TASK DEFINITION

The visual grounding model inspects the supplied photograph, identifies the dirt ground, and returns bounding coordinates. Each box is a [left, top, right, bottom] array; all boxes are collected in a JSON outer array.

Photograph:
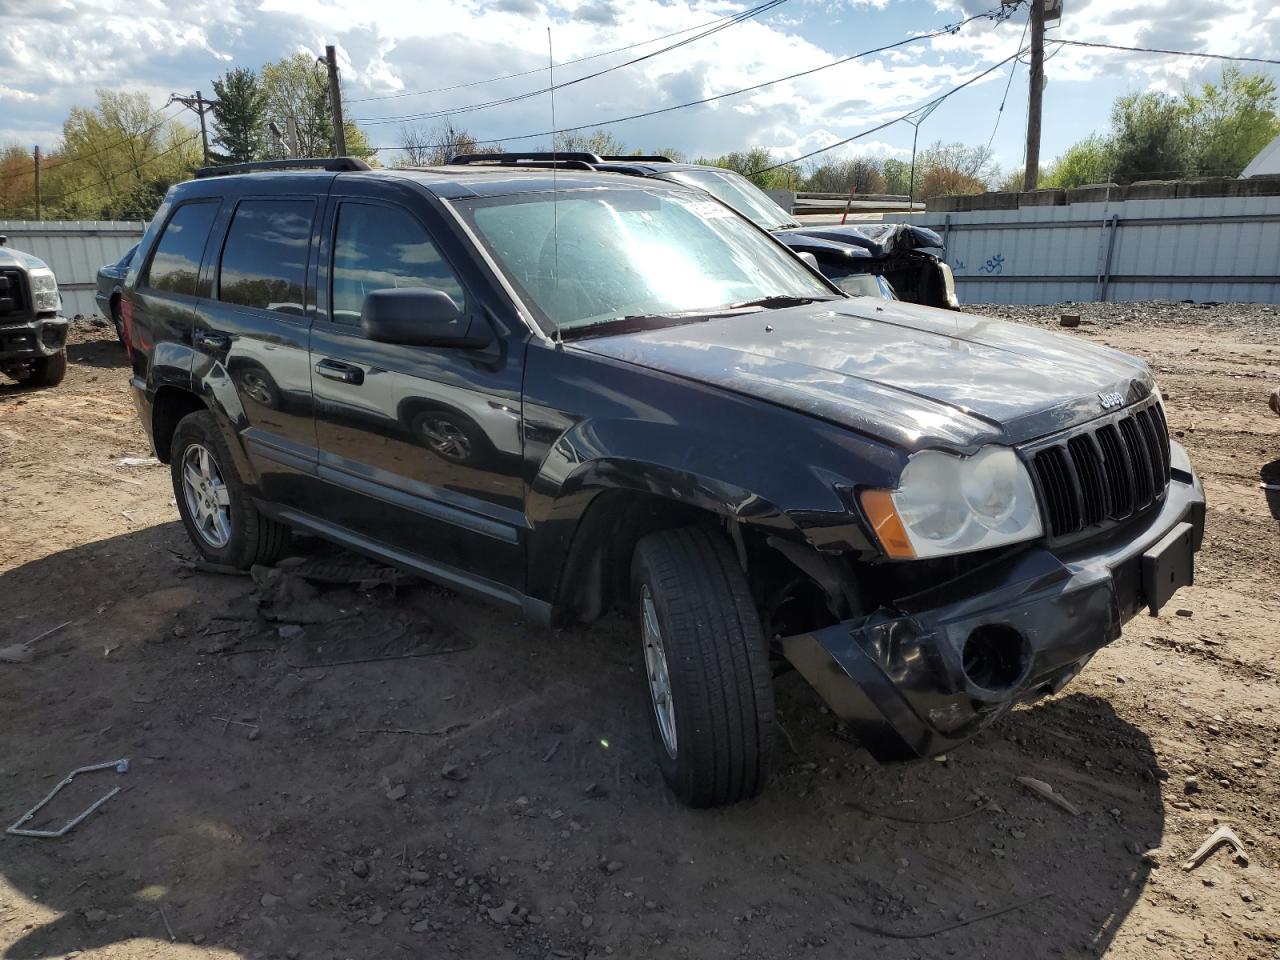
[[1, 303, 1278, 960]]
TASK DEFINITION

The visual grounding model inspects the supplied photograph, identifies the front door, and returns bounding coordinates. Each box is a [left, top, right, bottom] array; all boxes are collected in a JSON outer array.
[[307, 196, 528, 594]]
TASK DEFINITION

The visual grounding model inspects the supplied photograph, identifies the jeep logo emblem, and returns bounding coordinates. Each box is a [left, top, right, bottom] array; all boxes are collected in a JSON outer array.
[[1099, 391, 1125, 410]]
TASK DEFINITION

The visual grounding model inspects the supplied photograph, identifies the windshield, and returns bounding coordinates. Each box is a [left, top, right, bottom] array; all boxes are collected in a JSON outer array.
[[457, 186, 833, 334], [666, 169, 800, 231]]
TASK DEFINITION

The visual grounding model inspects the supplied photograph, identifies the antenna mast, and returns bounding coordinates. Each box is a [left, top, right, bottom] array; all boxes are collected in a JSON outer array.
[[548, 27, 562, 346]]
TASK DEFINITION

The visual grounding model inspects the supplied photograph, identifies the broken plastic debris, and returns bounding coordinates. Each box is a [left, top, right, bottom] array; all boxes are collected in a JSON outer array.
[[1183, 825, 1249, 871], [1015, 776, 1082, 816], [114, 456, 160, 467]]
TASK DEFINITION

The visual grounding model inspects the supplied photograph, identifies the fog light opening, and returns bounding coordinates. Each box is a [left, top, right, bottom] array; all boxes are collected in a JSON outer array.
[[961, 624, 1029, 694]]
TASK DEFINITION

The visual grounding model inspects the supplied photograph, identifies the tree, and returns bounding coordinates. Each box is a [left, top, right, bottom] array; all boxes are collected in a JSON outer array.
[[1107, 91, 1191, 183], [396, 120, 494, 166], [1042, 135, 1113, 188], [1184, 67, 1280, 177], [696, 147, 797, 189], [552, 128, 629, 156], [882, 158, 911, 196], [800, 156, 887, 194], [0, 145, 40, 218], [260, 53, 374, 160], [54, 91, 199, 217], [210, 68, 268, 163], [913, 141, 996, 197]]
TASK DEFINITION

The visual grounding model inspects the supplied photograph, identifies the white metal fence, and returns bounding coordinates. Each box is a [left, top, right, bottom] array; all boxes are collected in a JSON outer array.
[[905, 195, 1280, 305], [0, 220, 146, 318]]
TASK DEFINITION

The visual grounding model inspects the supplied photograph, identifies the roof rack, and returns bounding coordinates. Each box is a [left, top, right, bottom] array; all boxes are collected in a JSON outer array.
[[194, 157, 372, 179], [599, 155, 675, 163], [448, 152, 602, 171]]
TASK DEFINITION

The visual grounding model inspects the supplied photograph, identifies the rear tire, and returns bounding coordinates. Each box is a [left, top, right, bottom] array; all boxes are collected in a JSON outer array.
[[631, 526, 774, 807], [170, 410, 289, 568], [110, 296, 125, 347], [29, 351, 67, 388]]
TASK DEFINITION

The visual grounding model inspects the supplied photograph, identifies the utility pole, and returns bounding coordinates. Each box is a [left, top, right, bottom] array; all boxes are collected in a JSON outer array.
[[170, 92, 215, 165], [324, 45, 347, 157], [196, 91, 210, 166], [1023, 0, 1046, 191], [33, 146, 41, 220]]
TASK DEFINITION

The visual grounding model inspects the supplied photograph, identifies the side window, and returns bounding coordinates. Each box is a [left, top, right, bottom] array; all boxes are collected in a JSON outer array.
[[330, 202, 466, 325], [143, 202, 219, 296], [218, 199, 316, 314]]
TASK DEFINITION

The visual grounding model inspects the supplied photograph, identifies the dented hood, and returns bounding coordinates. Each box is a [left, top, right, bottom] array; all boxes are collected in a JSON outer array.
[[574, 299, 1154, 452]]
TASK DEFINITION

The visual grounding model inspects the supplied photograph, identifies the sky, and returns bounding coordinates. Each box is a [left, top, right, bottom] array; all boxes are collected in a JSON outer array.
[[1, 0, 1278, 176]]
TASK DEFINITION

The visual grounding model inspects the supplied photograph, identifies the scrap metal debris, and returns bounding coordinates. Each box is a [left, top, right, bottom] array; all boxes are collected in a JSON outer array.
[[1183, 825, 1249, 871], [7, 759, 129, 838], [1016, 776, 1082, 816], [0, 620, 71, 665]]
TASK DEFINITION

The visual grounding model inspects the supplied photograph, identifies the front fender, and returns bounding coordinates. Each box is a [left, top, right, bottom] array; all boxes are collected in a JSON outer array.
[[523, 415, 888, 603]]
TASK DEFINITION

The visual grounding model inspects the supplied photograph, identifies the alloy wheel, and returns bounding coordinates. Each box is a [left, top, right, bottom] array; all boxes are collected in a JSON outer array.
[[181, 443, 232, 548], [640, 584, 678, 759]]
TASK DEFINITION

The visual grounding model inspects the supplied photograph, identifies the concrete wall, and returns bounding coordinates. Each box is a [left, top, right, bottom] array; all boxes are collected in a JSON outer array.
[[0, 220, 146, 317], [905, 195, 1280, 305]]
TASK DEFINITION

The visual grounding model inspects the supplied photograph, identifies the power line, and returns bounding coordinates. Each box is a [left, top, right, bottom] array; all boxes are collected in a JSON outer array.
[[48, 132, 201, 204], [352, 0, 793, 125], [973, 14, 1028, 176], [364, 3, 1021, 153], [750, 50, 1024, 174], [0, 104, 187, 185], [1055, 39, 1280, 66], [346, 10, 761, 105]]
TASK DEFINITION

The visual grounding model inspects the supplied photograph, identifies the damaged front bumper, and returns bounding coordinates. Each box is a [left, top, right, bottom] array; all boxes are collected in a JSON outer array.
[[0, 316, 69, 364], [783, 443, 1205, 761]]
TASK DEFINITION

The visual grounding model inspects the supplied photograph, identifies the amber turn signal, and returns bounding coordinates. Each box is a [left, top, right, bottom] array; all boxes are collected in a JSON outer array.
[[859, 489, 916, 560]]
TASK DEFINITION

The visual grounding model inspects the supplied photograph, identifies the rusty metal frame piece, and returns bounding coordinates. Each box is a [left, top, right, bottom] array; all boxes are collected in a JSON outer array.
[[6, 759, 129, 838]]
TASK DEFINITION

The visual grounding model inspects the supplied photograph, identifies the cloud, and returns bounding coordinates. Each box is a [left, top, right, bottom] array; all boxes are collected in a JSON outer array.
[[0, 0, 1275, 172]]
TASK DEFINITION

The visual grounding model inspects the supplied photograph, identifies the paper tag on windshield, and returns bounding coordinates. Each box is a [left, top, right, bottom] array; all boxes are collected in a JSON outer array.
[[687, 200, 733, 219]]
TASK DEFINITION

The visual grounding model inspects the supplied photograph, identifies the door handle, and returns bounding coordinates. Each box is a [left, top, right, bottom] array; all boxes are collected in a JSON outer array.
[[195, 330, 230, 351], [315, 358, 365, 385]]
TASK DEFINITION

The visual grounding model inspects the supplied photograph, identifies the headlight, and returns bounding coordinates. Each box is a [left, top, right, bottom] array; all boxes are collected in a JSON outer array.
[[860, 447, 1043, 559], [28, 268, 60, 313]]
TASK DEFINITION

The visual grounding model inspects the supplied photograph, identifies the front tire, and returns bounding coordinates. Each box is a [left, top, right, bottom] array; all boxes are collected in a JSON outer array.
[[28, 351, 67, 388], [631, 526, 774, 807], [170, 411, 289, 568]]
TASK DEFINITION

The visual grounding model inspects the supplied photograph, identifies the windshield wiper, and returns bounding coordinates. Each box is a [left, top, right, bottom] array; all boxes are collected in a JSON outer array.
[[559, 312, 718, 341], [727, 295, 836, 309], [559, 298, 830, 341]]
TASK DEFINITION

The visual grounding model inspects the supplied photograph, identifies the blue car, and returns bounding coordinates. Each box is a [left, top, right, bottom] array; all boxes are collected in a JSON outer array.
[[95, 243, 138, 346]]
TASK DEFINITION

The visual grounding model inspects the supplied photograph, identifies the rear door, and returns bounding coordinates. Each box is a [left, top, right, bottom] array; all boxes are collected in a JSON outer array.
[[307, 190, 528, 594], [197, 190, 321, 505], [131, 198, 222, 384]]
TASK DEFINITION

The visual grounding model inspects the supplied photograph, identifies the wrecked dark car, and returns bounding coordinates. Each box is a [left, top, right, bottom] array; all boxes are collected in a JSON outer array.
[[450, 153, 958, 308], [0, 235, 68, 389], [124, 158, 1204, 808]]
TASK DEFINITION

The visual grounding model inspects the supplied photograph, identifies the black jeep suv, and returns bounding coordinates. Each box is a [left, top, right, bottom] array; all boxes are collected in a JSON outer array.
[[124, 157, 1205, 808]]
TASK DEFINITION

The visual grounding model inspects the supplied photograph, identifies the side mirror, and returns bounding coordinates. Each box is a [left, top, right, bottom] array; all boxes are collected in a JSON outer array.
[[0, 235, 7, 246], [797, 251, 819, 271], [361, 288, 488, 348]]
